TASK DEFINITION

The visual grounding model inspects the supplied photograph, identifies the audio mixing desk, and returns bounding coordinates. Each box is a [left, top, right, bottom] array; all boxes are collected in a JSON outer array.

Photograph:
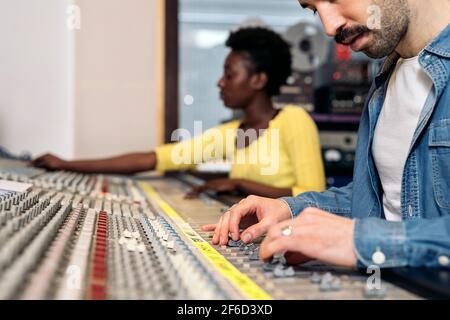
[[0, 158, 440, 300]]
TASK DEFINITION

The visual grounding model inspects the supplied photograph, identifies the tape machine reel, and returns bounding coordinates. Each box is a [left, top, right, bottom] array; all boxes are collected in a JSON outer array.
[[285, 22, 330, 73]]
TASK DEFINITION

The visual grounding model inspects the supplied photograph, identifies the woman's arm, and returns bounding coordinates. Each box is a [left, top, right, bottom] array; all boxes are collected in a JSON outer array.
[[235, 179, 292, 198], [186, 178, 292, 199], [33, 121, 239, 175], [32, 152, 157, 174]]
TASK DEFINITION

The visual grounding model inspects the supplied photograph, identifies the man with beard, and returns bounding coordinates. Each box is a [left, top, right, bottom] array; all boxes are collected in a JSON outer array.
[[203, 0, 450, 269]]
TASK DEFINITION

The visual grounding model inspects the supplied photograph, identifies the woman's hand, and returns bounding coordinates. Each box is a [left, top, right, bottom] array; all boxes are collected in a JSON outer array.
[[32, 154, 67, 171], [185, 179, 240, 198]]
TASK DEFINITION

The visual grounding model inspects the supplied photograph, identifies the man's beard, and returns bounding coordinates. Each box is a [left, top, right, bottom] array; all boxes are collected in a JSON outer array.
[[334, 0, 410, 59]]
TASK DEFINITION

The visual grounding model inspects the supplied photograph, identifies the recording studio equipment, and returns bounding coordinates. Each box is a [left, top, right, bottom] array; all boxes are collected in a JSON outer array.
[[275, 22, 331, 111], [285, 22, 329, 73], [274, 21, 378, 187], [0, 158, 438, 300], [273, 72, 315, 112], [0, 145, 32, 162], [312, 43, 378, 115], [326, 44, 378, 115], [276, 21, 378, 116], [311, 114, 360, 187]]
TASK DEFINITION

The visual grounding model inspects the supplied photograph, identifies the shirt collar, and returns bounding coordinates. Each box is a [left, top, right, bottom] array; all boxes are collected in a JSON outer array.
[[375, 22, 450, 79], [424, 22, 450, 58]]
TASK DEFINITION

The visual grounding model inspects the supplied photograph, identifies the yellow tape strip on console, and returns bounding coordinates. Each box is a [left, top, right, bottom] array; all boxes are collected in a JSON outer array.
[[139, 182, 272, 300]]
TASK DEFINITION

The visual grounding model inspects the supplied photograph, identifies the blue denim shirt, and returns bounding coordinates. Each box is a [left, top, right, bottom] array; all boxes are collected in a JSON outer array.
[[282, 24, 450, 269]]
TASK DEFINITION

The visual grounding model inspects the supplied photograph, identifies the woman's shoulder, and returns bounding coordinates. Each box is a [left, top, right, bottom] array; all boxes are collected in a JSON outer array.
[[273, 105, 319, 144], [214, 119, 240, 131], [201, 120, 240, 137], [276, 105, 314, 125]]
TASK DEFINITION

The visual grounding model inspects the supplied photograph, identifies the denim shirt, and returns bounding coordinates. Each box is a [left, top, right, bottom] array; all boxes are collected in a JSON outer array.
[[282, 23, 450, 269]]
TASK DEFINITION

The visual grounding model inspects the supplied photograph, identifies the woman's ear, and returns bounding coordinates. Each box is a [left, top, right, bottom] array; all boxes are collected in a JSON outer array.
[[250, 72, 269, 91]]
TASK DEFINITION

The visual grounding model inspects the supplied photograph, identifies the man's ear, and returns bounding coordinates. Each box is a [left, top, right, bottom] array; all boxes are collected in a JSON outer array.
[[250, 72, 269, 91]]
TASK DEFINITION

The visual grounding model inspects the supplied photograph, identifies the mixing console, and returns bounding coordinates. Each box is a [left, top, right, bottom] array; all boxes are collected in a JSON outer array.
[[0, 159, 420, 300]]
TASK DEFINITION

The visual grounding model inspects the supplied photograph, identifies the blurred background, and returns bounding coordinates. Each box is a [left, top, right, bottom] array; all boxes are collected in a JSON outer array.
[[0, 0, 380, 187]]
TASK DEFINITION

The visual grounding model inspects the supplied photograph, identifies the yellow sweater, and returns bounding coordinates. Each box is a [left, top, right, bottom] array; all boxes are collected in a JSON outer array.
[[155, 106, 325, 196]]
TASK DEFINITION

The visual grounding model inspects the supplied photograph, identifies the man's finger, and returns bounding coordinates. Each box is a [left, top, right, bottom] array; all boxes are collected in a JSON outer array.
[[212, 216, 223, 245], [228, 197, 259, 240], [219, 212, 231, 245], [265, 219, 297, 242], [240, 218, 273, 244], [259, 237, 295, 262], [228, 207, 244, 241], [201, 224, 216, 232]]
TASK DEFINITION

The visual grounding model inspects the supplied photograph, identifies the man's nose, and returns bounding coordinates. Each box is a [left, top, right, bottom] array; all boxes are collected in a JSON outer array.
[[317, 3, 346, 37]]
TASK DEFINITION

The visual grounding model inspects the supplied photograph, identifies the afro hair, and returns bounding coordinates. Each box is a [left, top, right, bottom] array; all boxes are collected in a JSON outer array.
[[225, 27, 292, 96]]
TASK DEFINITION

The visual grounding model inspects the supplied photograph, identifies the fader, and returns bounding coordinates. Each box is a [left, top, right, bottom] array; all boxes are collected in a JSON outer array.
[[0, 161, 421, 300]]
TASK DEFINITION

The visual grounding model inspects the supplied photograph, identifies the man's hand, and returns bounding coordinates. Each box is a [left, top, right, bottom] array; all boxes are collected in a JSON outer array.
[[32, 154, 67, 171], [185, 179, 239, 198], [201, 195, 292, 246], [259, 208, 357, 268]]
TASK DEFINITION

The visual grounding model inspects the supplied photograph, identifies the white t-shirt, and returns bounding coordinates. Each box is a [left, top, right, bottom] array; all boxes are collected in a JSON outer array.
[[372, 56, 433, 221]]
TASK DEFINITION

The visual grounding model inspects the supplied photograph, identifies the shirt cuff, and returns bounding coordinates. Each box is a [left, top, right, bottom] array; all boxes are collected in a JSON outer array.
[[279, 198, 295, 219], [279, 196, 309, 217], [154, 144, 173, 173], [353, 218, 408, 268]]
